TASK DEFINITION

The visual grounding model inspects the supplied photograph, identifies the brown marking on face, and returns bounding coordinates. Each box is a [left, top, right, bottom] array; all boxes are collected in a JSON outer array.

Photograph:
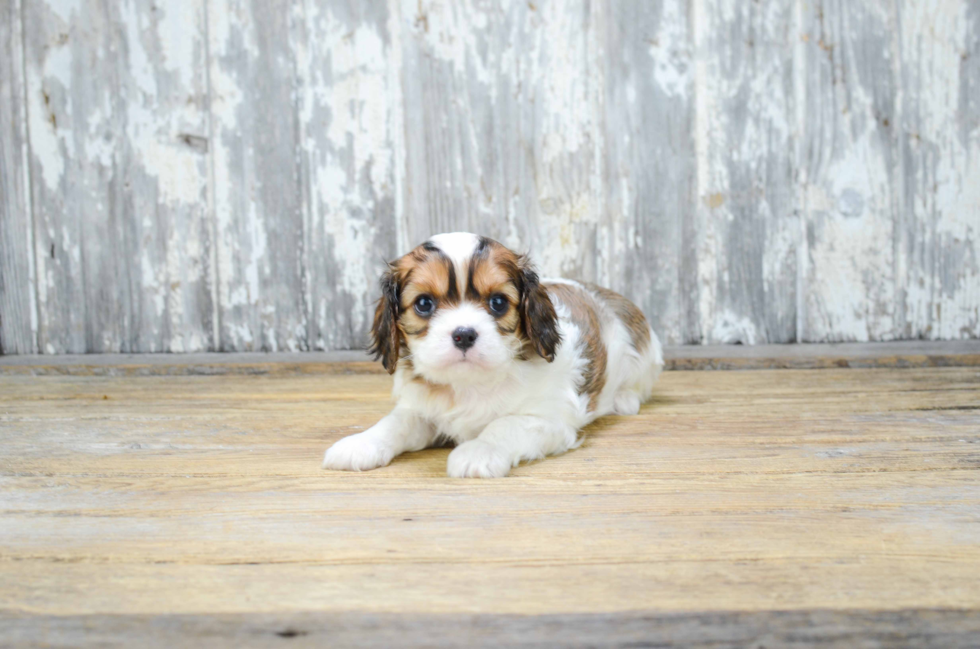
[[393, 243, 463, 341], [585, 283, 651, 353], [370, 243, 463, 373], [466, 238, 522, 335], [545, 282, 607, 411], [372, 236, 561, 373], [468, 239, 559, 360]]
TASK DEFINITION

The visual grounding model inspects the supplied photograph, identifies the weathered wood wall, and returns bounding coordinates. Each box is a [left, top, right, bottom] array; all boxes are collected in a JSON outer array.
[[1, 0, 977, 354]]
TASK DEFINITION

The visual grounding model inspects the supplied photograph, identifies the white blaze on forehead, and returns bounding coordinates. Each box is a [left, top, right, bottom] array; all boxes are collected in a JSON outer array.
[[426, 232, 481, 268]]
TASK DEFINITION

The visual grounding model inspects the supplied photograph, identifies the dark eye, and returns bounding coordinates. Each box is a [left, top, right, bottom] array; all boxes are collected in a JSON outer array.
[[414, 295, 435, 316], [488, 294, 508, 315]]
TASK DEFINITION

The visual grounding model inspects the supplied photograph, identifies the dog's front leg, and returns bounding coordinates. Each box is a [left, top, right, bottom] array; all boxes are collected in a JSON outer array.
[[323, 409, 434, 472], [446, 415, 577, 478]]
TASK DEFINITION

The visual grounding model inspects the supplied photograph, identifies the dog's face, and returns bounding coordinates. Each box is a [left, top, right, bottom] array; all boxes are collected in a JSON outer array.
[[369, 233, 560, 383]]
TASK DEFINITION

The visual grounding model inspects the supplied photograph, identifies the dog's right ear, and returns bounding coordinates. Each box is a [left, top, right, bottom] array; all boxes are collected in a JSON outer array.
[[368, 267, 401, 374]]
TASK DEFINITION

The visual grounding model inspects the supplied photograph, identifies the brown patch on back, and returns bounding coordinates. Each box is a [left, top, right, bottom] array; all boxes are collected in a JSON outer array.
[[585, 283, 651, 353], [545, 282, 607, 411]]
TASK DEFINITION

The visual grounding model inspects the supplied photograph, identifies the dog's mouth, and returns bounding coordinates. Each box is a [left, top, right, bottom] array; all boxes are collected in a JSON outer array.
[[451, 350, 476, 365], [443, 348, 492, 370]]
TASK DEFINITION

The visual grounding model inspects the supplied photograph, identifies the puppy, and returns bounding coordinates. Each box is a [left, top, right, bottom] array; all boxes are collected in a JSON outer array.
[[323, 232, 663, 478]]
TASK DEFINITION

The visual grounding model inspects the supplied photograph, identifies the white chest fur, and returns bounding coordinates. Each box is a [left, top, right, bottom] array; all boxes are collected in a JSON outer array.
[[392, 342, 590, 444]]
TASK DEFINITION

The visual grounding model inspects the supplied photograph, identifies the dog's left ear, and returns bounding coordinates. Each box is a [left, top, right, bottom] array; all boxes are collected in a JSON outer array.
[[368, 267, 401, 374], [518, 257, 560, 362]]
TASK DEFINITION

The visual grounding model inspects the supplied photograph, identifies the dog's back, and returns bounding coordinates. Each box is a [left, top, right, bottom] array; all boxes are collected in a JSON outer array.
[[544, 279, 664, 420]]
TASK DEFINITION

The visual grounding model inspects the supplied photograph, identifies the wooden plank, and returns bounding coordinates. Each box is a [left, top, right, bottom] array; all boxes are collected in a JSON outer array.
[[601, 0, 698, 345], [0, 340, 978, 375], [293, 0, 399, 350], [0, 339, 974, 374], [0, 0, 37, 355], [0, 367, 977, 626], [895, 1, 980, 340], [693, 0, 799, 344], [22, 0, 214, 354], [663, 338, 980, 369], [207, 0, 307, 352], [397, 0, 600, 280], [798, 1, 900, 342], [3, 609, 979, 648]]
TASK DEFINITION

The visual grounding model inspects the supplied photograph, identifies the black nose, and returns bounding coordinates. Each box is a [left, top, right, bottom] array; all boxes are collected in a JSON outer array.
[[452, 327, 478, 351]]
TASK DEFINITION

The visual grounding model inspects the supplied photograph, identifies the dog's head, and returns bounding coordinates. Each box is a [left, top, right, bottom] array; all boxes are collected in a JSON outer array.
[[368, 233, 560, 383]]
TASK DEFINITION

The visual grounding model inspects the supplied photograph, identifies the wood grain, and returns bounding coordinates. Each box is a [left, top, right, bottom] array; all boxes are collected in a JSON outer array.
[[602, 0, 699, 345], [294, 0, 400, 351], [895, 1, 980, 340], [799, 0, 900, 342], [2, 340, 978, 376], [3, 609, 980, 648], [23, 0, 215, 354], [208, 0, 307, 352], [398, 0, 600, 282], [0, 0, 37, 355], [1, 366, 978, 644], [3, 0, 979, 355], [694, 0, 799, 344]]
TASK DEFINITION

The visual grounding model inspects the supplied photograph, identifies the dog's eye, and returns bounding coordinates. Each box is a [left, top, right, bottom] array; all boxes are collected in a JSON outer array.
[[414, 295, 435, 316], [488, 294, 508, 315]]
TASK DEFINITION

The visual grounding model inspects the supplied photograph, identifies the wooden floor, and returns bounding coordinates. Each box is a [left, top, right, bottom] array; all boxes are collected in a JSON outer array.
[[2, 348, 980, 646]]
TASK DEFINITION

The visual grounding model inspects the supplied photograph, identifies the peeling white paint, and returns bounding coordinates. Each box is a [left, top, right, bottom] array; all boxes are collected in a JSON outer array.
[[5, 0, 978, 355], [27, 34, 73, 192], [711, 310, 758, 345], [803, 1, 898, 343], [649, 0, 691, 100], [295, 3, 396, 349], [898, 0, 980, 340]]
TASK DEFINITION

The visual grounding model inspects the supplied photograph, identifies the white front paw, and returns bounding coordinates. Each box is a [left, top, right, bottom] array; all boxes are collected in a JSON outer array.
[[322, 433, 393, 472], [446, 440, 512, 479]]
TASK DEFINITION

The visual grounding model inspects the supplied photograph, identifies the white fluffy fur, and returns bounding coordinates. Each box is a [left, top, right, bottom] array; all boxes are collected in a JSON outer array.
[[323, 233, 664, 478]]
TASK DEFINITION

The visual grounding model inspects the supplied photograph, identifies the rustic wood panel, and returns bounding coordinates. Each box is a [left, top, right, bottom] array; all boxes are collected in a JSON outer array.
[[3, 0, 979, 355], [694, 0, 799, 344], [0, 366, 978, 642], [22, 0, 214, 354], [601, 0, 699, 345], [397, 0, 600, 281], [1, 340, 978, 375], [294, 0, 400, 351], [798, 0, 901, 342], [895, 0, 980, 340], [208, 0, 307, 352], [0, 0, 37, 355], [3, 609, 979, 648]]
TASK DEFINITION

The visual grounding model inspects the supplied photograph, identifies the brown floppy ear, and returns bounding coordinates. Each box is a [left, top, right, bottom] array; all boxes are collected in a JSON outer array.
[[518, 258, 561, 362], [368, 268, 401, 374]]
